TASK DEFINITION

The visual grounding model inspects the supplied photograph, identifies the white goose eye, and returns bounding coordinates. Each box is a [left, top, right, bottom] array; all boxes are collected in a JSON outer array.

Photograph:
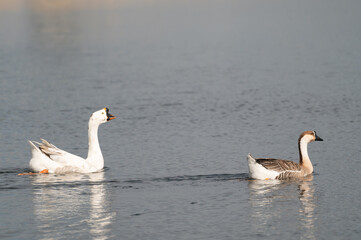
[[102, 112, 104, 114]]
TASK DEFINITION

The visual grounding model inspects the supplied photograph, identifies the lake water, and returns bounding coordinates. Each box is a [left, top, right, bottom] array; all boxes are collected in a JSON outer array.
[[1, 0, 361, 239]]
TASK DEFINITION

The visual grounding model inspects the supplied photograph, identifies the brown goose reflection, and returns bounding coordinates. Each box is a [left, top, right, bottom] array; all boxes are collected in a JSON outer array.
[[31, 172, 115, 240], [298, 176, 316, 240], [248, 176, 316, 240]]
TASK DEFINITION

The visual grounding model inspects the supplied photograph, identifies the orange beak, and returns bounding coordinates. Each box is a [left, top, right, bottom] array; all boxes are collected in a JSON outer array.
[[107, 114, 116, 121], [105, 108, 116, 121]]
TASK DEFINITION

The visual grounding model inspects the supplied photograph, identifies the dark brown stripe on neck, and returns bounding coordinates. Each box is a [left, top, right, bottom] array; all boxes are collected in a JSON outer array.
[[298, 140, 303, 165]]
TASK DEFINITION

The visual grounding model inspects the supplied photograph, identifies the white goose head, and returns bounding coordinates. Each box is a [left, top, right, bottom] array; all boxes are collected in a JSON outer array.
[[298, 131, 323, 143], [90, 107, 116, 125]]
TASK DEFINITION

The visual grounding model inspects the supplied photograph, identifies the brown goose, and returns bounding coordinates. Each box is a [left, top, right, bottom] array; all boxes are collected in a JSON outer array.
[[247, 131, 323, 180]]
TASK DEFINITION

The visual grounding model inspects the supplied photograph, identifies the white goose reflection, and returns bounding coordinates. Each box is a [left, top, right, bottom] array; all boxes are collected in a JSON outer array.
[[31, 172, 115, 240], [87, 173, 116, 240], [248, 176, 316, 240]]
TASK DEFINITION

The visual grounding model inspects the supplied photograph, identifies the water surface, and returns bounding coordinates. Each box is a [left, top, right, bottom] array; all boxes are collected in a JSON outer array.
[[1, 0, 361, 239]]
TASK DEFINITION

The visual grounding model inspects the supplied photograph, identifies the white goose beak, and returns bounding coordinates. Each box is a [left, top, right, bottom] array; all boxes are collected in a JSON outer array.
[[105, 108, 116, 121]]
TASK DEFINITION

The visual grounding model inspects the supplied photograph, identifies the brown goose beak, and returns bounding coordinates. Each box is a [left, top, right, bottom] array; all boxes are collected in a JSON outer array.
[[315, 133, 323, 141]]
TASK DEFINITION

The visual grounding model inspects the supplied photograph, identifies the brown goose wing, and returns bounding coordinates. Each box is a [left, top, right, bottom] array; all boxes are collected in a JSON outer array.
[[255, 158, 301, 172]]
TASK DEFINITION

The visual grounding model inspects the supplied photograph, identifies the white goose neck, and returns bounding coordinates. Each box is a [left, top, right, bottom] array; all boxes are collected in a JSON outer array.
[[87, 119, 104, 170]]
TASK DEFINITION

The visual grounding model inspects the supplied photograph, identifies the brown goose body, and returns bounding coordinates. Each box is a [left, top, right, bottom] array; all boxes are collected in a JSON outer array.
[[247, 131, 323, 180]]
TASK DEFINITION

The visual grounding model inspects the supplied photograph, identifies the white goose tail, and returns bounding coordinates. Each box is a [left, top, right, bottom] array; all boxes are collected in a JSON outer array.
[[28, 140, 42, 155], [28, 140, 61, 173]]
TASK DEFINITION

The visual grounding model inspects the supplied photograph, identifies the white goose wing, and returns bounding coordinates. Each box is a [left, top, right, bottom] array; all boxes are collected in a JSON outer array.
[[36, 139, 85, 166]]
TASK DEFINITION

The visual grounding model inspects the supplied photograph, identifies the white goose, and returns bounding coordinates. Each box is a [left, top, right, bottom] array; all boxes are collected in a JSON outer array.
[[24, 108, 116, 174], [247, 131, 323, 180]]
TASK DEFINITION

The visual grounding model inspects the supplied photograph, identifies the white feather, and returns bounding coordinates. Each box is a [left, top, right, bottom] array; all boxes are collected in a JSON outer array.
[[247, 154, 279, 180]]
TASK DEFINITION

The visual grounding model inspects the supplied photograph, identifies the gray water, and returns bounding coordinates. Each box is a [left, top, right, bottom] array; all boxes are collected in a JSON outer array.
[[1, 0, 361, 239]]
